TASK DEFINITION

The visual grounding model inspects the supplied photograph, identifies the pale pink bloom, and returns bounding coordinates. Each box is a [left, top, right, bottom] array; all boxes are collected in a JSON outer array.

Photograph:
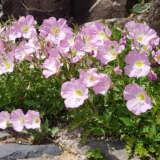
[[148, 70, 157, 81], [79, 68, 100, 87], [96, 40, 122, 65], [25, 110, 41, 129], [93, 73, 111, 95], [0, 111, 10, 129], [154, 49, 160, 64], [124, 50, 150, 77], [9, 15, 37, 41], [69, 36, 86, 63], [42, 49, 60, 78], [61, 79, 88, 108], [0, 52, 14, 75], [124, 84, 153, 115], [0, 40, 5, 53], [10, 109, 25, 132], [125, 21, 159, 47], [114, 66, 122, 75], [39, 17, 73, 45], [14, 41, 35, 62]]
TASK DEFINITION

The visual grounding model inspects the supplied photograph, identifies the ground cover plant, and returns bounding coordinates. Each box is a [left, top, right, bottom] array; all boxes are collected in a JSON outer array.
[[0, 15, 160, 159]]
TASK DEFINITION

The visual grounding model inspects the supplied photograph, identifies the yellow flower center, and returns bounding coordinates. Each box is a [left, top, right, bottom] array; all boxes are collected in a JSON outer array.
[[158, 55, 160, 62], [75, 89, 83, 97], [84, 35, 90, 42], [137, 35, 144, 42], [89, 75, 95, 81], [20, 118, 24, 124], [35, 119, 39, 124], [5, 62, 11, 69], [51, 27, 59, 35], [99, 32, 105, 38], [21, 25, 29, 32], [143, 46, 149, 52], [137, 93, 145, 102], [135, 61, 144, 68], [111, 51, 117, 58], [70, 48, 77, 56]]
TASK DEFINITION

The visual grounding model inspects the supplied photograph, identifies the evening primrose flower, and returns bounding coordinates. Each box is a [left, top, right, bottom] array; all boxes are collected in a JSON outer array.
[[0, 52, 14, 75], [0, 111, 10, 129], [125, 21, 159, 47], [154, 49, 160, 64], [124, 51, 150, 77], [96, 40, 122, 65], [93, 73, 111, 95], [114, 66, 122, 75], [9, 15, 37, 41], [10, 109, 25, 132], [124, 84, 153, 115], [39, 17, 73, 45], [79, 68, 100, 87], [61, 79, 88, 108], [42, 55, 60, 78], [25, 110, 41, 129]]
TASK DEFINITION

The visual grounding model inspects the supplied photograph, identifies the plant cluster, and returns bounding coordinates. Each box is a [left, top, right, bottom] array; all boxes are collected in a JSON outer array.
[[0, 15, 160, 158]]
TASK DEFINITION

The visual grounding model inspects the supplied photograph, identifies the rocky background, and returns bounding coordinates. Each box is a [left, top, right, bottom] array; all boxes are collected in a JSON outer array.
[[0, 0, 159, 33], [0, 0, 158, 30]]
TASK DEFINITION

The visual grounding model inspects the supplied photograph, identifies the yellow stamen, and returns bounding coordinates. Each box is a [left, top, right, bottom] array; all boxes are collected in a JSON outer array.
[[51, 27, 59, 35], [111, 51, 117, 58], [99, 32, 105, 39], [70, 48, 77, 56], [137, 93, 145, 101], [20, 118, 24, 124], [158, 55, 160, 62], [137, 35, 144, 42], [35, 119, 39, 124], [5, 62, 11, 69], [89, 75, 95, 81], [143, 46, 149, 52], [135, 61, 144, 68], [84, 35, 90, 42], [75, 89, 83, 97], [21, 25, 29, 32]]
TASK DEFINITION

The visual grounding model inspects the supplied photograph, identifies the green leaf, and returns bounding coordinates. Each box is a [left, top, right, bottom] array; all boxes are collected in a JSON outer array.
[[132, 3, 151, 13], [119, 117, 133, 126], [51, 127, 59, 137]]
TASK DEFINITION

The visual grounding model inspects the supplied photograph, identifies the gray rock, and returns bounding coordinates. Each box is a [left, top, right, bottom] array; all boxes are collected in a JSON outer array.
[[86, 140, 139, 160], [2, 0, 71, 24], [71, 0, 127, 24], [0, 131, 11, 139], [148, 0, 160, 34], [0, 143, 61, 160]]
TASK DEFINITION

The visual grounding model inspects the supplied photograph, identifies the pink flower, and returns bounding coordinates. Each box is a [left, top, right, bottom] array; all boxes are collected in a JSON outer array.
[[14, 41, 35, 62], [124, 50, 150, 77], [124, 84, 153, 115], [68, 36, 86, 63], [96, 40, 122, 65], [9, 15, 37, 41], [79, 68, 100, 87], [154, 49, 160, 64], [93, 73, 111, 95], [0, 52, 14, 75], [61, 79, 88, 108], [25, 110, 41, 129], [114, 66, 122, 75], [125, 21, 159, 47], [42, 49, 60, 78], [10, 109, 25, 132], [148, 70, 157, 81], [39, 17, 73, 45], [0, 111, 10, 129]]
